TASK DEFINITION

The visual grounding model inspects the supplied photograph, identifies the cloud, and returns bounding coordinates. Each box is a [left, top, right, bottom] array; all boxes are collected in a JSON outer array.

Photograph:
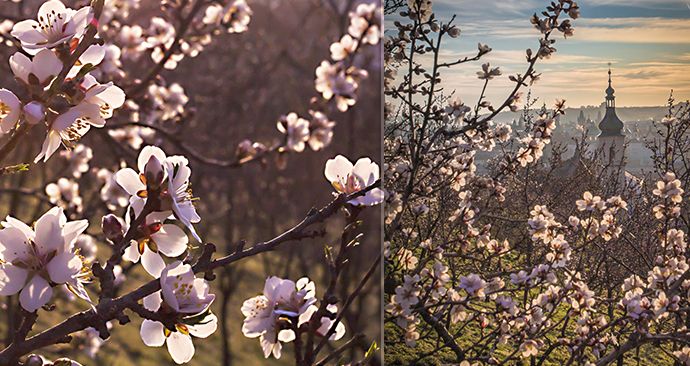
[[432, 0, 540, 17], [580, 0, 685, 9], [411, 56, 690, 107], [623, 70, 663, 79], [454, 17, 690, 44], [574, 17, 690, 43]]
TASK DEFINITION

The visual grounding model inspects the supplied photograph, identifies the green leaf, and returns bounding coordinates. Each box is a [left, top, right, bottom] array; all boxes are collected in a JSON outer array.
[[364, 340, 379, 360], [0, 163, 29, 175], [75, 63, 95, 79]]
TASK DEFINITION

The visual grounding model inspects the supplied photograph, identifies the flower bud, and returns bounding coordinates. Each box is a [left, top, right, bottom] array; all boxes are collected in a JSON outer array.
[[102, 214, 124, 242], [144, 155, 165, 191], [235, 139, 256, 160], [448, 26, 461, 38], [24, 355, 45, 366], [23, 101, 45, 125]]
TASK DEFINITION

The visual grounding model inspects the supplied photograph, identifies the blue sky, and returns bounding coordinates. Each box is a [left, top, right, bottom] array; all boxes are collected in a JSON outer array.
[[393, 0, 690, 107]]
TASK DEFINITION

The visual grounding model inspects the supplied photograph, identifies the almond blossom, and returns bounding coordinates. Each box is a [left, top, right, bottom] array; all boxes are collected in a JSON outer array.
[[115, 146, 202, 242], [315, 61, 367, 112], [324, 155, 383, 206], [203, 0, 252, 33], [277, 112, 310, 152], [315, 304, 346, 341], [59, 143, 93, 179], [0, 207, 89, 312], [330, 35, 358, 61], [407, 0, 432, 23], [307, 110, 335, 151], [10, 0, 92, 52], [34, 74, 125, 163], [241, 276, 316, 359], [348, 3, 381, 45], [0, 88, 21, 133], [139, 261, 217, 364]]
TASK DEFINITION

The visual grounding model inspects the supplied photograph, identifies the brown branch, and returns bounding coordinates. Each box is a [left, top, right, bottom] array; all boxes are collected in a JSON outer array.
[[0, 182, 380, 364], [105, 121, 279, 169]]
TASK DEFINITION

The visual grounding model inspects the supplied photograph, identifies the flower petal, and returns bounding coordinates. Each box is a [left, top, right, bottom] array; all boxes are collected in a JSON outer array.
[[140, 320, 165, 347], [96, 84, 126, 110], [35, 129, 62, 163], [61, 219, 89, 251], [0, 227, 30, 262], [79, 44, 105, 66], [0, 265, 28, 296], [122, 241, 141, 263], [143, 291, 162, 311], [2, 216, 34, 239], [0, 89, 21, 133], [324, 155, 353, 184], [349, 188, 384, 206], [37, 0, 67, 19], [10, 20, 44, 44], [138, 146, 167, 173], [187, 313, 217, 339], [31, 49, 63, 84], [151, 224, 188, 257], [166, 331, 195, 364], [19, 275, 53, 312], [47, 252, 82, 284], [10, 51, 31, 84], [114, 168, 145, 196], [352, 157, 379, 185], [140, 248, 165, 278], [34, 207, 64, 255], [278, 329, 295, 343]]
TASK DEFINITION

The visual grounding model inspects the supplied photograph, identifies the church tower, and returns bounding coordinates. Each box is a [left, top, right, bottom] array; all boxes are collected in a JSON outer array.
[[597, 65, 626, 174]]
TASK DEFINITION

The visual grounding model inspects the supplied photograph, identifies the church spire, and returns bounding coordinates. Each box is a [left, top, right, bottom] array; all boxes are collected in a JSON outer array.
[[605, 62, 615, 107], [608, 63, 612, 88], [598, 64, 624, 137]]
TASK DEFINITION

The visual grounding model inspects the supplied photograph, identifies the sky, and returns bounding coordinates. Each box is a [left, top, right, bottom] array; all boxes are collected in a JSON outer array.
[[393, 0, 690, 108]]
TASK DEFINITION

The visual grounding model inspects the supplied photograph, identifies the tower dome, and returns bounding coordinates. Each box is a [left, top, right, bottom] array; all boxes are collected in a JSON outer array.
[[599, 65, 624, 137]]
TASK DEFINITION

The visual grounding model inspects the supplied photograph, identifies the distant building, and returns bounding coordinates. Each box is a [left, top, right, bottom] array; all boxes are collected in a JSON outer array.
[[553, 66, 650, 188], [597, 66, 626, 177]]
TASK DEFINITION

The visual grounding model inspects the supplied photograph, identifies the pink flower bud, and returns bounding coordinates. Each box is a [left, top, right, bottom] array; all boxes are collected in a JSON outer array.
[[144, 155, 164, 191], [23, 101, 45, 125], [102, 214, 124, 242]]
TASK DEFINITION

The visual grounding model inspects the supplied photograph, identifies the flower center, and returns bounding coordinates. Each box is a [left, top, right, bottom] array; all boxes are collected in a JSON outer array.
[[34, 10, 69, 42], [13, 240, 56, 272], [332, 173, 364, 195], [0, 102, 12, 120], [60, 118, 92, 146]]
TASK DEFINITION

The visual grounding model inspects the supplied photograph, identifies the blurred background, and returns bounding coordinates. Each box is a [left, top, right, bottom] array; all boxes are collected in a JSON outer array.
[[0, 0, 382, 365]]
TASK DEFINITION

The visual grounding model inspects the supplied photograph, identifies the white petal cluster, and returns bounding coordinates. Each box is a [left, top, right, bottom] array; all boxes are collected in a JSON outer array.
[[325, 155, 383, 206], [140, 261, 217, 364], [114, 146, 200, 276], [0, 207, 89, 312], [242, 276, 344, 359]]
